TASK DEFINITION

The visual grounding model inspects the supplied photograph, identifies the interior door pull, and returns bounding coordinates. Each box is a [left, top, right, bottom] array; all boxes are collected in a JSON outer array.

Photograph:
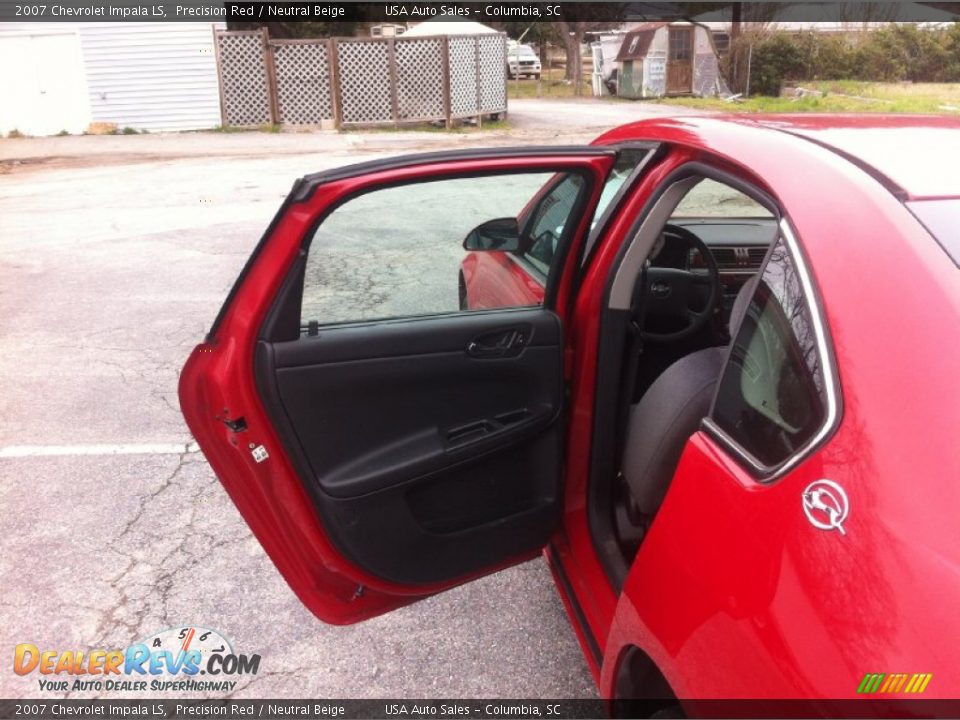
[[467, 328, 528, 358]]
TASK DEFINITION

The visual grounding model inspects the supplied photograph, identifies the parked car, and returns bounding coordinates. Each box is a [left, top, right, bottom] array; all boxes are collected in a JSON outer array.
[[180, 115, 960, 714], [507, 44, 542, 79]]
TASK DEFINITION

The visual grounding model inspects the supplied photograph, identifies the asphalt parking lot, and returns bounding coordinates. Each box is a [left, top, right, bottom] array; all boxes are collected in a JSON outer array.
[[0, 99, 699, 700]]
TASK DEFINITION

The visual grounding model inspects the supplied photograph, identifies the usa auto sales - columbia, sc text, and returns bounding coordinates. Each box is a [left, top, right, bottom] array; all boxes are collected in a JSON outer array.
[[386, 5, 561, 18]]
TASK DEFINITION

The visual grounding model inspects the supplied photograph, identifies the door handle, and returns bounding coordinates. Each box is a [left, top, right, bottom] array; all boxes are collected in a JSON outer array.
[[466, 328, 528, 358]]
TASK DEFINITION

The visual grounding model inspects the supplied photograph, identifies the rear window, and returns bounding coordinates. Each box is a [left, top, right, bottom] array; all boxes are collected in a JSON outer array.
[[711, 236, 828, 468], [908, 199, 960, 267]]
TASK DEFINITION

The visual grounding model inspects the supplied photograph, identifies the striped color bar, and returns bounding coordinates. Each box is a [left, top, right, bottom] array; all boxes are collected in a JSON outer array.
[[857, 673, 933, 694]]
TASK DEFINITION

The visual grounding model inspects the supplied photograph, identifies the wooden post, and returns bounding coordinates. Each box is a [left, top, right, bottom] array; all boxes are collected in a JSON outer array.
[[387, 37, 400, 126], [441, 36, 452, 129], [328, 38, 343, 130], [474, 37, 482, 128], [503, 35, 509, 120], [261, 27, 280, 125], [211, 28, 227, 127]]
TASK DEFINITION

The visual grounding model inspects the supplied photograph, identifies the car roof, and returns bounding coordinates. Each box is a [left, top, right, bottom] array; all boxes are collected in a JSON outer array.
[[733, 114, 960, 200], [600, 114, 960, 201]]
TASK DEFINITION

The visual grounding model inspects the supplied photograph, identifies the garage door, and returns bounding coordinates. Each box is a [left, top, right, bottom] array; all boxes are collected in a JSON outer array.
[[0, 31, 91, 136]]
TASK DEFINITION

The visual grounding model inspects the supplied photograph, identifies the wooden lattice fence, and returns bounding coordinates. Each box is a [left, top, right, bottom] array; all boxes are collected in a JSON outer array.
[[214, 30, 508, 129], [273, 40, 334, 124]]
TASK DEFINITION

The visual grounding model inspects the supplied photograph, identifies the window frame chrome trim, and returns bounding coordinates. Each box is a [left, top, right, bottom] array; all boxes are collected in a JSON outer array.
[[702, 217, 843, 482]]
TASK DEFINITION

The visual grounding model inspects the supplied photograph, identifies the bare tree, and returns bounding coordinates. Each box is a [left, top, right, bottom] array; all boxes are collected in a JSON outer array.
[[549, 3, 625, 96], [225, 20, 358, 38]]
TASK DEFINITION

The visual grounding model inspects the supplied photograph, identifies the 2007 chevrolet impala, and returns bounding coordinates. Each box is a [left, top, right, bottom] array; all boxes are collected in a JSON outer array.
[[180, 115, 960, 715]]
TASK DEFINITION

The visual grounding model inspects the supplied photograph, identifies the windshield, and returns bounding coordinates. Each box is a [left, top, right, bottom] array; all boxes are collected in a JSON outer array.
[[908, 199, 960, 267], [673, 178, 772, 218], [512, 47, 537, 58]]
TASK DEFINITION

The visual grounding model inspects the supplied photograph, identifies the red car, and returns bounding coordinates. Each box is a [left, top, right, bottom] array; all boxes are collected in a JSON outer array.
[[180, 115, 960, 713]]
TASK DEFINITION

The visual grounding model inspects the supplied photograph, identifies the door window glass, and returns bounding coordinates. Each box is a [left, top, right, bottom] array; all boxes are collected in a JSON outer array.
[[520, 174, 584, 276], [301, 172, 587, 326], [591, 148, 650, 226], [669, 28, 692, 61]]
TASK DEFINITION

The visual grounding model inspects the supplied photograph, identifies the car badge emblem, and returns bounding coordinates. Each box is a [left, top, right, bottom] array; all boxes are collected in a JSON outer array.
[[802, 479, 849, 535], [650, 281, 671, 298]]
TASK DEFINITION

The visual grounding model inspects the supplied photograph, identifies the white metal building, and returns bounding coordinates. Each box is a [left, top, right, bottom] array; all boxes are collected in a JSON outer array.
[[0, 22, 223, 136]]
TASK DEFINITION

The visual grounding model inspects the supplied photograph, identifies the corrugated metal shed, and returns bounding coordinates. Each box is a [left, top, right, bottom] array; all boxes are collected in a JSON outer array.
[[79, 22, 223, 132], [0, 21, 223, 135]]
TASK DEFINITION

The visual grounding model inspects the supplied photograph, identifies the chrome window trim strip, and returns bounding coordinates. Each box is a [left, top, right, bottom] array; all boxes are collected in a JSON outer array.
[[505, 251, 547, 284], [702, 217, 843, 482]]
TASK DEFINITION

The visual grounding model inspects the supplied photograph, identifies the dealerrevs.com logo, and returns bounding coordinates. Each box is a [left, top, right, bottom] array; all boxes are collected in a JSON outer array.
[[13, 626, 260, 693]]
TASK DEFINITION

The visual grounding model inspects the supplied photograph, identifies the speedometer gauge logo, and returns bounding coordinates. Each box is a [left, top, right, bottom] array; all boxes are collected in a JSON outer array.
[[137, 627, 234, 673]]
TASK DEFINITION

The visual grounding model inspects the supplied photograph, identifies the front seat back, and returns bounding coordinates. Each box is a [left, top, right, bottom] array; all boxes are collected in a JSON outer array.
[[621, 277, 757, 516]]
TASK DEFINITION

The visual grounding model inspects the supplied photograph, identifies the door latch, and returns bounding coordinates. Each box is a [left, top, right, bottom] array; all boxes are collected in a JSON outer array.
[[221, 415, 247, 433]]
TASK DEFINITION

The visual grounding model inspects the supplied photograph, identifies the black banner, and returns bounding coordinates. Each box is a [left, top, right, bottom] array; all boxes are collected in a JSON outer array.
[[1, 700, 604, 719], [0, 1, 957, 23], [6, 699, 960, 719]]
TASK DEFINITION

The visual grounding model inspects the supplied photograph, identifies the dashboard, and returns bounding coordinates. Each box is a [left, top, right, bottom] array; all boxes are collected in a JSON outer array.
[[659, 217, 778, 322]]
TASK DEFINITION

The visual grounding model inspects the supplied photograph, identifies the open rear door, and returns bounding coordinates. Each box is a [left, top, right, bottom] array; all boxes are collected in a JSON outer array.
[[179, 148, 616, 624]]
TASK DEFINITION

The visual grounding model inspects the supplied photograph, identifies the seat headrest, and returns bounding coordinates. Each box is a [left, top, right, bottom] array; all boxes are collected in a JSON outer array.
[[729, 275, 759, 336]]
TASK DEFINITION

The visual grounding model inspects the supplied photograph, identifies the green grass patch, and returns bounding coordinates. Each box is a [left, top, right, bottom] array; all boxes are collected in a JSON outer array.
[[656, 81, 960, 114], [800, 80, 960, 111]]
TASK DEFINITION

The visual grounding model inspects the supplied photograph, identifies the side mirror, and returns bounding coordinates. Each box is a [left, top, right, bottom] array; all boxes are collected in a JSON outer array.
[[463, 217, 521, 252]]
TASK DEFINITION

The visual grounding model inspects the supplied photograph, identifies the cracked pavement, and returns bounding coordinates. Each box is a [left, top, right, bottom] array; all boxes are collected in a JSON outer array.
[[0, 99, 691, 700]]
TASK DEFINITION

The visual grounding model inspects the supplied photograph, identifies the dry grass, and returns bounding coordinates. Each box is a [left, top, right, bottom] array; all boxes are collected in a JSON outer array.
[[506, 67, 595, 99]]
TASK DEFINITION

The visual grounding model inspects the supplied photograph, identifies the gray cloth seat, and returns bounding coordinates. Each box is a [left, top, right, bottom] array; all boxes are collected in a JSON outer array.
[[621, 277, 757, 516]]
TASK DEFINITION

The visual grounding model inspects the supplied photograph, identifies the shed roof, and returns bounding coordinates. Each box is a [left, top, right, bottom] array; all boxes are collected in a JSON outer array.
[[616, 25, 664, 61], [403, 20, 499, 37]]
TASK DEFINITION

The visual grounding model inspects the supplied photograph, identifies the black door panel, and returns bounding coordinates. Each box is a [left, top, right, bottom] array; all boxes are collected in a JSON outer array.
[[255, 308, 564, 585]]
